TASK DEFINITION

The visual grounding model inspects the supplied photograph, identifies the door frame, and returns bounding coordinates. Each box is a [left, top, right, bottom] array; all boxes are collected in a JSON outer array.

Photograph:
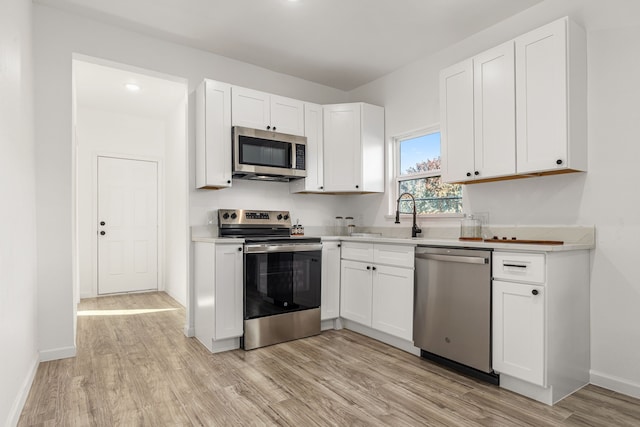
[[92, 152, 164, 297]]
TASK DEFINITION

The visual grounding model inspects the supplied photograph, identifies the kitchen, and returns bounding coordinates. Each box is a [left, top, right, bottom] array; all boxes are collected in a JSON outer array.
[[3, 0, 640, 425]]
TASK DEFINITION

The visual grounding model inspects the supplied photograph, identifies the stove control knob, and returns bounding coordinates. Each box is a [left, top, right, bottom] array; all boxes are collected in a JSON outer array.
[[230, 213, 237, 219], [283, 214, 289, 220], [222, 213, 230, 220], [277, 214, 283, 220]]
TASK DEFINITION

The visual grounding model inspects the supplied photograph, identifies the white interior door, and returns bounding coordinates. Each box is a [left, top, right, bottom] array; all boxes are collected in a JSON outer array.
[[98, 156, 158, 295]]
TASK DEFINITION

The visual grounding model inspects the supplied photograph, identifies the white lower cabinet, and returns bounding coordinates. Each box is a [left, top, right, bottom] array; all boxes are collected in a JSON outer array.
[[340, 242, 415, 341], [372, 264, 414, 341], [321, 241, 341, 320], [492, 280, 545, 386], [194, 242, 243, 352], [492, 250, 590, 405], [340, 260, 373, 325]]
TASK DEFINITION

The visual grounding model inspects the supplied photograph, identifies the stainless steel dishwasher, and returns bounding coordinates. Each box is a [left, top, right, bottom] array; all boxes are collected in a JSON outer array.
[[414, 246, 498, 383]]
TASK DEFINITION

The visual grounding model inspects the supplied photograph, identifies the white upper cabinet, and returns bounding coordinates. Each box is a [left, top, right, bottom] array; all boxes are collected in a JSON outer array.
[[290, 103, 324, 193], [323, 103, 384, 193], [195, 79, 232, 189], [474, 42, 516, 180], [440, 17, 586, 184], [441, 59, 475, 183], [231, 86, 304, 136], [270, 94, 306, 136], [516, 18, 587, 174], [441, 42, 516, 183]]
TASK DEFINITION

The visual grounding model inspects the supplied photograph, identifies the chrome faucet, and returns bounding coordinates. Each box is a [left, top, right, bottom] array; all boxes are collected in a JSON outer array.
[[395, 192, 422, 238]]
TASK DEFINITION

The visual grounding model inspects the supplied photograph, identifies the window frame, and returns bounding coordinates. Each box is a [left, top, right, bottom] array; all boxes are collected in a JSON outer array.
[[389, 125, 463, 219]]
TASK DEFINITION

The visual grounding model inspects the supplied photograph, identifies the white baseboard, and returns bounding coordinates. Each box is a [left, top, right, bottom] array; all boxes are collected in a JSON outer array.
[[590, 370, 640, 399], [7, 353, 40, 427], [184, 324, 195, 337], [39, 346, 76, 362], [341, 319, 420, 356]]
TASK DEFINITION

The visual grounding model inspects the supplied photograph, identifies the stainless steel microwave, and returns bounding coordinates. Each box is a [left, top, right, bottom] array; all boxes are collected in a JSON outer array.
[[232, 126, 307, 181]]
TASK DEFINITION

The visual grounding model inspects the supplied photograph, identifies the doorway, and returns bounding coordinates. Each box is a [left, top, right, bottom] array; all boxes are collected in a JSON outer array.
[[72, 56, 189, 312], [97, 156, 159, 294]]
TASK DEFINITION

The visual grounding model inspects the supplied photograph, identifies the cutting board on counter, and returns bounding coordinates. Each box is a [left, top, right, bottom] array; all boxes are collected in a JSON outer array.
[[482, 238, 564, 245]]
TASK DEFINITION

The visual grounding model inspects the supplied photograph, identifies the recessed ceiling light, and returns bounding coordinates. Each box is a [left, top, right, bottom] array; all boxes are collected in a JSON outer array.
[[124, 83, 140, 92]]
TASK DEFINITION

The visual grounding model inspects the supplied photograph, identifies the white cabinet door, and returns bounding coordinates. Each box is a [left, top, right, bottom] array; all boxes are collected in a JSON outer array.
[[194, 242, 216, 350], [214, 244, 244, 340], [231, 86, 270, 130], [321, 241, 341, 320], [290, 103, 324, 193], [196, 80, 232, 189], [441, 59, 475, 183], [340, 260, 372, 326], [515, 19, 568, 174], [474, 42, 516, 180], [270, 95, 304, 136], [372, 265, 414, 340], [492, 280, 545, 386], [323, 103, 362, 192]]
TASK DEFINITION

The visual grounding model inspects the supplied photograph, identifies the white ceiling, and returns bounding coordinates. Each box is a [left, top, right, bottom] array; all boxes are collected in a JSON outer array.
[[41, 0, 543, 91], [73, 60, 187, 119]]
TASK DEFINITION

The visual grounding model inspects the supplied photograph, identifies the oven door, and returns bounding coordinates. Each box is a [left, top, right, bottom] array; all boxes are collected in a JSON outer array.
[[244, 243, 322, 320]]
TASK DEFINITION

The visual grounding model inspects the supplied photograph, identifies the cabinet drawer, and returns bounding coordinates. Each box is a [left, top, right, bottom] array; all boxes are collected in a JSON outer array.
[[373, 244, 415, 268], [493, 252, 545, 284], [341, 242, 374, 262]]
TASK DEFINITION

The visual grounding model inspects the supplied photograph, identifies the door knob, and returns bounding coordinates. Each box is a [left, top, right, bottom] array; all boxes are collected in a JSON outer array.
[[100, 221, 105, 226], [100, 231, 106, 236]]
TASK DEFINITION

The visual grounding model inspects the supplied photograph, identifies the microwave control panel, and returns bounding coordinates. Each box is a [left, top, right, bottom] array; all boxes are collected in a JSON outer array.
[[295, 144, 306, 170]]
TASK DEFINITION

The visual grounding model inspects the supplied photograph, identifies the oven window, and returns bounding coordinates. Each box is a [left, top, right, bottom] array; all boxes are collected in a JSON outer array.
[[244, 250, 321, 319], [239, 136, 291, 168]]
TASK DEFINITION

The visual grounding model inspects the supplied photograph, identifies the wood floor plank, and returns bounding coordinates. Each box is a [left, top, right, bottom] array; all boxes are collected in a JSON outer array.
[[18, 292, 640, 426]]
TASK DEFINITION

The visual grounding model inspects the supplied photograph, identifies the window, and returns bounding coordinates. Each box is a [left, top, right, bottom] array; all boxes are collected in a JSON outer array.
[[393, 128, 462, 215]]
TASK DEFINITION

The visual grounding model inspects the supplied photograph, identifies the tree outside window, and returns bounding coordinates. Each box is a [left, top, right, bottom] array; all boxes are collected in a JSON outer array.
[[395, 130, 462, 215]]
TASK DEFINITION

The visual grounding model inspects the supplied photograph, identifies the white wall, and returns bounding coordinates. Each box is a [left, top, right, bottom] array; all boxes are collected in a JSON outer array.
[[165, 98, 188, 306], [0, 0, 40, 425], [34, 4, 349, 358], [348, 0, 640, 398], [76, 107, 167, 299]]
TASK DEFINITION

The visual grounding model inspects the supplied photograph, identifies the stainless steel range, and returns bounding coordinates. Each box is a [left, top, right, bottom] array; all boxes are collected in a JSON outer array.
[[218, 209, 322, 350]]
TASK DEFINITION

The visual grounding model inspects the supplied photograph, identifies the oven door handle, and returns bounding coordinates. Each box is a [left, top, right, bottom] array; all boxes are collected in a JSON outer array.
[[244, 243, 323, 254]]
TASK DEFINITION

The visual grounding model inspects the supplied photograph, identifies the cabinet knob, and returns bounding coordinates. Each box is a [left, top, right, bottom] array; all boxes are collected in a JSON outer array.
[[372, 266, 377, 271], [100, 231, 106, 236], [556, 159, 563, 165], [238, 247, 242, 252], [273, 126, 276, 131], [474, 171, 479, 176], [466, 172, 471, 177], [337, 244, 341, 247], [355, 185, 359, 189], [227, 180, 231, 184], [532, 289, 539, 296], [267, 125, 271, 130], [100, 221, 106, 226], [366, 266, 371, 270], [319, 186, 323, 190]]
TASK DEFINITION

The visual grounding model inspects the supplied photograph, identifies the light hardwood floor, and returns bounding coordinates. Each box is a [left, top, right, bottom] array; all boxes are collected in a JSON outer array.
[[19, 292, 640, 426]]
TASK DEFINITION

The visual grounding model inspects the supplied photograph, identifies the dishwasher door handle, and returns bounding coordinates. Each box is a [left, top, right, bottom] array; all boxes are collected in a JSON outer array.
[[416, 253, 488, 265]]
